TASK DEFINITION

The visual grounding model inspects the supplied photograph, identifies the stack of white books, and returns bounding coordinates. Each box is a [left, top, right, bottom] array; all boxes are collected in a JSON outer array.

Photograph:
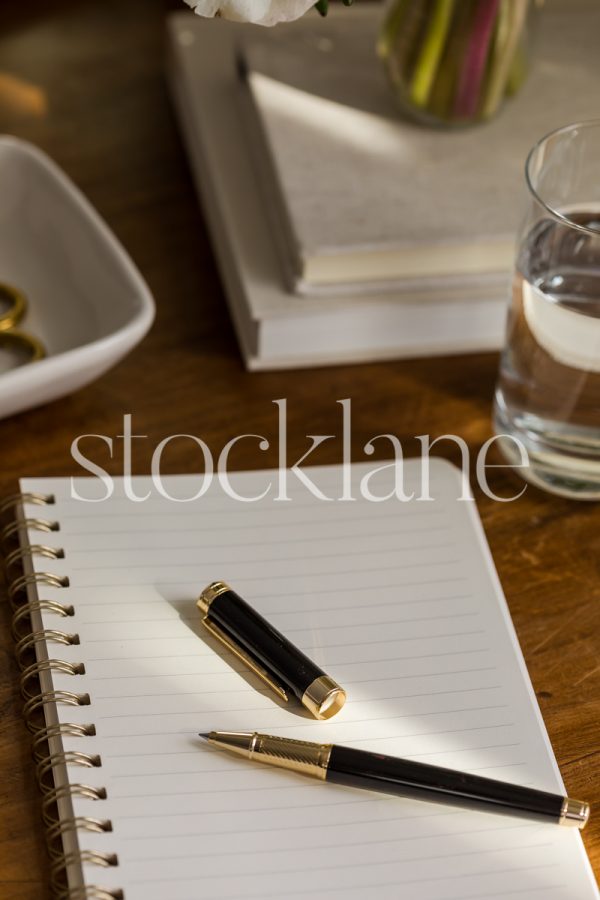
[[166, 1, 598, 370]]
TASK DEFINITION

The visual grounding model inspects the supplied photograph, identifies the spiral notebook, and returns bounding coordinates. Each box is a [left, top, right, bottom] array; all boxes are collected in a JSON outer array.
[[3, 460, 598, 899]]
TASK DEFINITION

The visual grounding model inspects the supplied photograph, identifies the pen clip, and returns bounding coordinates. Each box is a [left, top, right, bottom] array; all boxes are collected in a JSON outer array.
[[201, 616, 289, 703]]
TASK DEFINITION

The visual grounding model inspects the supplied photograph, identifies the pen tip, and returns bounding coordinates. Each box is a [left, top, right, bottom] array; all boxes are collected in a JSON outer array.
[[198, 733, 210, 741]]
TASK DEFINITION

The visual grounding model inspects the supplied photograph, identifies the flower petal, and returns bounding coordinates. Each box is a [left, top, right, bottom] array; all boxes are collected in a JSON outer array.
[[185, 0, 316, 26], [184, 0, 221, 15]]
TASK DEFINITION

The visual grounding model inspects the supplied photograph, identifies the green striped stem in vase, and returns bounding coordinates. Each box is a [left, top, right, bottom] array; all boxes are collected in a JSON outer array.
[[379, 0, 538, 127]]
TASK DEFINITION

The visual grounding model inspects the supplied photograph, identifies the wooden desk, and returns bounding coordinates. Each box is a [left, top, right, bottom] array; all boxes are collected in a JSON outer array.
[[0, 2, 598, 897]]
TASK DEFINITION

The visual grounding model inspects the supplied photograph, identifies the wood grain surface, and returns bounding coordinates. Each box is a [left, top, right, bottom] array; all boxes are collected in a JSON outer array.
[[0, 2, 598, 897]]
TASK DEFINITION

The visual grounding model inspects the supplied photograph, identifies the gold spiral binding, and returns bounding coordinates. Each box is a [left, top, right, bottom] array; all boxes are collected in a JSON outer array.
[[2, 493, 121, 900], [5, 543, 65, 569], [55, 887, 124, 900], [46, 818, 113, 862], [15, 628, 80, 667], [8, 571, 70, 599], [21, 659, 85, 700], [47, 816, 113, 843], [12, 599, 75, 641], [42, 784, 108, 828], [37, 751, 102, 793], [23, 690, 91, 729], [1, 516, 60, 543], [51, 851, 118, 891], [0, 491, 55, 515], [32, 723, 97, 761]]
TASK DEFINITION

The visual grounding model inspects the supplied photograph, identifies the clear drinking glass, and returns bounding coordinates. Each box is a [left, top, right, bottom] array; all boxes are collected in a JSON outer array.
[[493, 121, 600, 499]]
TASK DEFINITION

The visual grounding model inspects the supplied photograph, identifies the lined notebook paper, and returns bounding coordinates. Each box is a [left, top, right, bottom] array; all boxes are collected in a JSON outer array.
[[20, 460, 598, 899]]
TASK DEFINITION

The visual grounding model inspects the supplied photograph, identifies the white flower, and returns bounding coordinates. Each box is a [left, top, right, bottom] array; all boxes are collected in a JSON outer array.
[[184, 0, 317, 26]]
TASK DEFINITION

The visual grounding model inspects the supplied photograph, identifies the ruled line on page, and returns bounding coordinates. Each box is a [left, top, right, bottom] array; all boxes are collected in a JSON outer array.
[[150, 606, 476, 626], [133, 883, 568, 900], [443, 888, 568, 900], [83, 635, 486, 660], [93, 705, 511, 740], [56, 496, 448, 524], [56, 502, 448, 522], [124, 838, 554, 864], [51, 481, 448, 514], [110, 746, 521, 799], [86, 645, 491, 673], [88, 649, 491, 679], [105, 724, 516, 773], [63, 532, 455, 554], [82, 585, 473, 607], [82, 632, 486, 657], [81, 618, 483, 645], [91, 666, 500, 696], [255, 881, 568, 900], [90, 685, 506, 719], [80, 616, 482, 638], [117, 842, 549, 872], [65, 575, 471, 606], [84, 643, 489, 663], [116, 809, 460, 838], [77, 594, 473, 624], [62, 523, 450, 553], [106, 757, 529, 775], [56, 507, 448, 539], [112, 773, 520, 805], [91, 668, 499, 701], [126, 861, 561, 888], [67, 542, 455, 570], [80, 601, 472, 625], [110, 787, 527, 823], [69, 560, 464, 588]]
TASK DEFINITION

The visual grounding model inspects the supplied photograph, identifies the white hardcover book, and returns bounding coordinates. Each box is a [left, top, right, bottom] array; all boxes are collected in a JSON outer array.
[[241, 1, 600, 294], [166, 12, 509, 370]]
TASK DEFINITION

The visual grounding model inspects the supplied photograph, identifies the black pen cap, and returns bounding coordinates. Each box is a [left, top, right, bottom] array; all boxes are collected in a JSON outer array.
[[197, 581, 346, 720]]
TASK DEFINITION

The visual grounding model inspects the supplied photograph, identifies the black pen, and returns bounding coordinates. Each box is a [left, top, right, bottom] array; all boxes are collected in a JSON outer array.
[[200, 731, 590, 828]]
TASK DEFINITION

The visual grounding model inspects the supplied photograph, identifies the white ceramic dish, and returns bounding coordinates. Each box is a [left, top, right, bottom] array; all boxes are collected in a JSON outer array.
[[0, 137, 155, 419]]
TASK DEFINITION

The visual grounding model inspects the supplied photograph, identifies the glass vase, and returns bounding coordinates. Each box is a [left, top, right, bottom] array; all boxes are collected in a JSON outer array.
[[378, 0, 539, 128]]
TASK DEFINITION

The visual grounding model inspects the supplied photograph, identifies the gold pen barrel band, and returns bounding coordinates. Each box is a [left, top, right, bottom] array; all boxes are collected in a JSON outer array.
[[302, 675, 346, 720], [207, 731, 332, 780], [249, 733, 332, 779], [560, 798, 590, 829]]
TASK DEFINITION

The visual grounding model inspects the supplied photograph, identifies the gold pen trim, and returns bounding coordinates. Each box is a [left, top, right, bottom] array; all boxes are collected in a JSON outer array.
[[197, 581, 230, 615], [198, 582, 289, 701], [206, 731, 332, 780], [560, 797, 590, 829], [302, 675, 346, 720], [200, 617, 288, 702]]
